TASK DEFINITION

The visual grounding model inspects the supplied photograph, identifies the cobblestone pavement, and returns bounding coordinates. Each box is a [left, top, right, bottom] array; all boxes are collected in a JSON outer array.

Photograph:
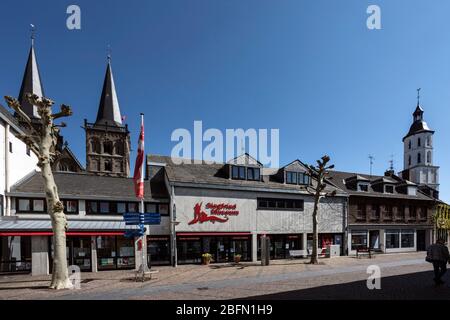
[[0, 252, 447, 300]]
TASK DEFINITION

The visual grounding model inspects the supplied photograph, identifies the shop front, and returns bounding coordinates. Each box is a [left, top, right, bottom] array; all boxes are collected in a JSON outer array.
[[0, 236, 31, 274], [147, 236, 171, 266], [257, 234, 302, 260], [176, 233, 252, 264], [96, 235, 135, 270], [49, 236, 92, 272]]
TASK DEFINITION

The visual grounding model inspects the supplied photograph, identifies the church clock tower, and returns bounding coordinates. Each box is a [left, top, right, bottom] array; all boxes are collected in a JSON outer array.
[[84, 57, 131, 177], [401, 90, 439, 193]]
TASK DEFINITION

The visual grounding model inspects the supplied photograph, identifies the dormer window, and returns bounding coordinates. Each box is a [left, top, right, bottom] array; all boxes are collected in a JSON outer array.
[[231, 165, 246, 180], [286, 171, 310, 185], [247, 167, 260, 181], [231, 165, 260, 181], [385, 185, 394, 194], [286, 171, 297, 184], [358, 183, 369, 192]]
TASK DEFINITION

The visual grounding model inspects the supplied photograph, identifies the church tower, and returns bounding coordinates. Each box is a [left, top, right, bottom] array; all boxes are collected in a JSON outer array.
[[84, 57, 131, 177], [402, 91, 439, 193]]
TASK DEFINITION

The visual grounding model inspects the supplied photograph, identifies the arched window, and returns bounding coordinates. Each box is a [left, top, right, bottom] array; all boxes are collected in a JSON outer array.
[[417, 153, 421, 164], [90, 138, 101, 154], [408, 140, 411, 150], [104, 161, 112, 172], [115, 141, 124, 156], [90, 159, 100, 172], [103, 141, 113, 155], [427, 151, 431, 164], [418, 138, 421, 147], [408, 155, 411, 166], [426, 136, 431, 147]]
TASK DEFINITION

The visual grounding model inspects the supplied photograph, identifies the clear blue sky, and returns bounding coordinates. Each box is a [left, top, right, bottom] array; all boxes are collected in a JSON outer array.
[[0, 0, 448, 201]]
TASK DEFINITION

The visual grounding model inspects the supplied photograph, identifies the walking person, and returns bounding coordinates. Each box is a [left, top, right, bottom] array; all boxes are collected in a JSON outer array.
[[426, 238, 450, 285]]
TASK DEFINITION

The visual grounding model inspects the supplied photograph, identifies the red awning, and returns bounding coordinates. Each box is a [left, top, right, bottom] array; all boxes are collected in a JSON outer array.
[[176, 232, 251, 236], [0, 232, 124, 237]]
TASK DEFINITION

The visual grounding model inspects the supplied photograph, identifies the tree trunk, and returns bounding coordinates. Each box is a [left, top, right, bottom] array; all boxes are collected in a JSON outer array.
[[310, 192, 320, 264], [40, 120, 72, 289]]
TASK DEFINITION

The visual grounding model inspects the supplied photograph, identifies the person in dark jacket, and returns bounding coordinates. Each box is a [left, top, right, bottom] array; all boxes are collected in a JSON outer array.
[[427, 238, 450, 285]]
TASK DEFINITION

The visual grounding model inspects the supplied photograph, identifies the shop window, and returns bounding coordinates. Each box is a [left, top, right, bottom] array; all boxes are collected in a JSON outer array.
[[0, 236, 31, 273], [401, 230, 415, 248], [351, 231, 367, 251], [385, 230, 400, 249]]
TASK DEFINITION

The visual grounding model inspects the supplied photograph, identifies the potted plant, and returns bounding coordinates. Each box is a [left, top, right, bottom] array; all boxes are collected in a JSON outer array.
[[202, 253, 213, 265], [234, 254, 242, 264]]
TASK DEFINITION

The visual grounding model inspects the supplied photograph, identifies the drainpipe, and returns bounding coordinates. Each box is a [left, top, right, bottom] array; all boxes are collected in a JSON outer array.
[[4, 124, 10, 216], [343, 196, 349, 256], [170, 184, 178, 267]]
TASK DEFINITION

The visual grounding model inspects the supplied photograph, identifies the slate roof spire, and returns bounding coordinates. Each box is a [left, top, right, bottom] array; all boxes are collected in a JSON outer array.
[[95, 55, 123, 126], [18, 27, 44, 118]]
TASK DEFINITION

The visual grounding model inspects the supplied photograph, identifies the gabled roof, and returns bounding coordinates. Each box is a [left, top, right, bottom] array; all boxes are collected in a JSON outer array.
[[95, 60, 123, 127], [18, 44, 44, 118], [227, 153, 262, 166]]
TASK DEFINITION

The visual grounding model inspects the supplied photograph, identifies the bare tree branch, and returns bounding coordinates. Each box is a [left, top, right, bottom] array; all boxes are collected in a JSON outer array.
[[52, 104, 72, 120]]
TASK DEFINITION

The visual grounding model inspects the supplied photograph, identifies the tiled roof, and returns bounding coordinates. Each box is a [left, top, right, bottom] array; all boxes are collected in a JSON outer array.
[[148, 155, 346, 196], [8, 171, 168, 201], [328, 170, 435, 201]]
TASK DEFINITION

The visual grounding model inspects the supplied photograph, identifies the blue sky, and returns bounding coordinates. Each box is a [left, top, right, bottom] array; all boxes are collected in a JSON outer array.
[[0, 0, 448, 201]]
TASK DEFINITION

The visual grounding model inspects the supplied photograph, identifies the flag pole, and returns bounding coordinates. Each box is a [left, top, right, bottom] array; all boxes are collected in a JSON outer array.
[[139, 113, 147, 272]]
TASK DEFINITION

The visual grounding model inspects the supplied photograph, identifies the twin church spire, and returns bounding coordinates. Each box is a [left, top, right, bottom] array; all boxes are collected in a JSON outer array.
[[17, 32, 130, 177]]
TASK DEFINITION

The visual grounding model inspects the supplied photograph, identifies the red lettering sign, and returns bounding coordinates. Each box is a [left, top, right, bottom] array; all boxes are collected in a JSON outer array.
[[188, 202, 239, 225]]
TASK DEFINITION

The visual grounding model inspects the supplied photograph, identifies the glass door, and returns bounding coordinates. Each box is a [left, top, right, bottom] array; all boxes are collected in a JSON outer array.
[[369, 230, 380, 250]]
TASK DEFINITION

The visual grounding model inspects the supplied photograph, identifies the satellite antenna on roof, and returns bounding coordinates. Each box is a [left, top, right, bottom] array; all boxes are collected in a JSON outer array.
[[389, 154, 394, 171], [368, 155, 375, 177]]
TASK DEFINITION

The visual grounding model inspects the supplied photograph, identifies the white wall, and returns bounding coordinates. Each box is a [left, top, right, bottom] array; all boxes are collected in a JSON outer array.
[[173, 187, 345, 234]]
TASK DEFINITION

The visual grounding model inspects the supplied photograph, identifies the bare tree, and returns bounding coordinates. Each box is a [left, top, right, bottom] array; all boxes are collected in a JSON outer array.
[[304, 155, 336, 264], [5, 93, 73, 289]]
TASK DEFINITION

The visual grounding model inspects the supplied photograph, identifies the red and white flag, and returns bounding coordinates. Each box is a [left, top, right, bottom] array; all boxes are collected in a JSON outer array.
[[133, 114, 145, 199]]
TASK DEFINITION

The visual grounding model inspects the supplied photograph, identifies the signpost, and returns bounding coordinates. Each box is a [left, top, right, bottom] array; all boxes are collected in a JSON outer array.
[[123, 212, 161, 274]]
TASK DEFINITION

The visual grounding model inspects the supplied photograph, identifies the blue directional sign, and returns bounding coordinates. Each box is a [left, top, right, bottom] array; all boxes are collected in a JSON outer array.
[[124, 228, 147, 238], [123, 212, 161, 226]]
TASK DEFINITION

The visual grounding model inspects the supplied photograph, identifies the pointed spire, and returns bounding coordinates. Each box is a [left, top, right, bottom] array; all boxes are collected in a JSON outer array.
[[18, 27, 44, 118], [95, 56, 123, 126]]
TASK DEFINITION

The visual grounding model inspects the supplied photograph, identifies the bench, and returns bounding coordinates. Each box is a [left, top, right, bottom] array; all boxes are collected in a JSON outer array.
[[134, 266, 159, 282], [288, 250, 306, 259], [307, 248, 327, 258], [356, 247, 373, 258]]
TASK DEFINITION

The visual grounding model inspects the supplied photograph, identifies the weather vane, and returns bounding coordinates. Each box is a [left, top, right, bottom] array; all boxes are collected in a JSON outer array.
[[30, 24, 36, 45], [107, 44, 112, 62], [417, 88, 421, 106]]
